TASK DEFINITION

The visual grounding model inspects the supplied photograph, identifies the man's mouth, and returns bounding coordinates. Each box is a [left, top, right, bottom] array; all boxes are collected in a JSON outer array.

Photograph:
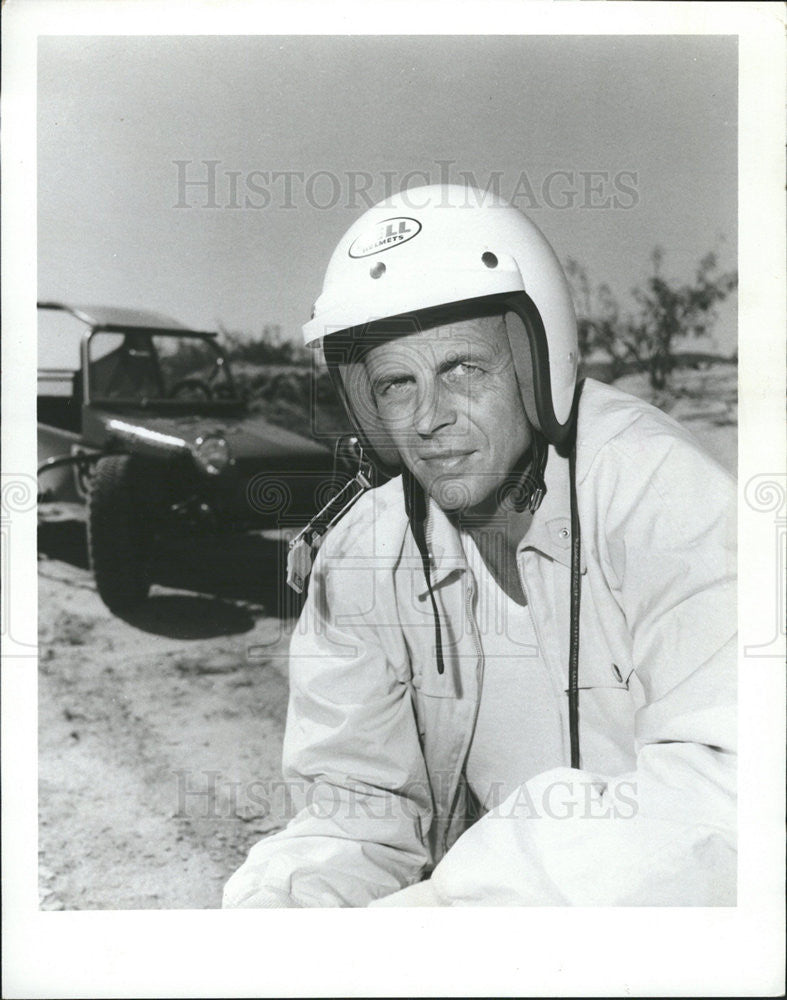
[[417, 450, 475, 470]]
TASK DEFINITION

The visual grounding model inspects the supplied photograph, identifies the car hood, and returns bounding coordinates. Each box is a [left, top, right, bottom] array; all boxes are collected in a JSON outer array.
[[95, 409, 334, 466]]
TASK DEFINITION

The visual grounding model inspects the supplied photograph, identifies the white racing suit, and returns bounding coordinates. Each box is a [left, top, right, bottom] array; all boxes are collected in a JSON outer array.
[[223, 378, 737, 907]]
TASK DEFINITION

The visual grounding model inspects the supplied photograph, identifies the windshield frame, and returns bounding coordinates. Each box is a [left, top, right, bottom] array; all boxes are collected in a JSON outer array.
[[84, 325, 240, 408]]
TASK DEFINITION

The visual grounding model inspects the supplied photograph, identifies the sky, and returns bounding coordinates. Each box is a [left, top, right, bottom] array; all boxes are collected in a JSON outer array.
[[38, 34, 738, 351]]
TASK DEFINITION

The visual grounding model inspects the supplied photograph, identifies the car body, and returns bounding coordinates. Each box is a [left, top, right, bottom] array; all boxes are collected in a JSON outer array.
[[37, 302, 347, 611]]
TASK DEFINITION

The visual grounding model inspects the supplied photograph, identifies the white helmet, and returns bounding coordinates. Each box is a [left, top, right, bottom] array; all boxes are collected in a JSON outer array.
[[303, 183, 578, 472]]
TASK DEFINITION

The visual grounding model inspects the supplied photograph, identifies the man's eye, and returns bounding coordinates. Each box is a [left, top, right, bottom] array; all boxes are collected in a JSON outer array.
[[377, 376, 412, 396], [446, 362, 483, 380]]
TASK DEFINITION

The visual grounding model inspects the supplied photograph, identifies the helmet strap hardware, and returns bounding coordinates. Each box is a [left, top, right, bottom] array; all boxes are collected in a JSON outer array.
[[286, 445, 374, 594]]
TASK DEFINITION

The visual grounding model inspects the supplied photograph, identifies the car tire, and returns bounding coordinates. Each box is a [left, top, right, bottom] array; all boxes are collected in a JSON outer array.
[[87, 454, 151, 612]]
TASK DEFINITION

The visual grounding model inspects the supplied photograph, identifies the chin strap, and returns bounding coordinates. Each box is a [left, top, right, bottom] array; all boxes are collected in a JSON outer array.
[[403, 440, 549, 678], [403, 468, 446, 675], [568, 434, 582, 769], [567, 378, 586, 769], [506, 431, 548, 514], [484, 420, 581, 768]]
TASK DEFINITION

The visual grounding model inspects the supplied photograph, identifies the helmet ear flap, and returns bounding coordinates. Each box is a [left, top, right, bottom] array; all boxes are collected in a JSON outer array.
[[325, 344, 401, 473], [504, 309, 542, 434]]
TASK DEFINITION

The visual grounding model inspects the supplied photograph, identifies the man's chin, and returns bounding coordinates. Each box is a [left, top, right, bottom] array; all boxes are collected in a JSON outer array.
[[427, 475, 483, 514]]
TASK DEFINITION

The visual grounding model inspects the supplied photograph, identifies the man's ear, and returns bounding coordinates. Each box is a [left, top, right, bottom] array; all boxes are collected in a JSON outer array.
[[504, 310, 541, 433]]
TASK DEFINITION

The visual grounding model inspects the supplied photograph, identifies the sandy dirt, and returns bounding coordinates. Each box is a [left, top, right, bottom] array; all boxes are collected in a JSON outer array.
[[38, 526, 304, 910], [37, 369, 737, 910]]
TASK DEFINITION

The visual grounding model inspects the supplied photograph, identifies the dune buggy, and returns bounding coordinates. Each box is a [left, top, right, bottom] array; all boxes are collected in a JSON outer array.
[[37, 302, 347, 613]]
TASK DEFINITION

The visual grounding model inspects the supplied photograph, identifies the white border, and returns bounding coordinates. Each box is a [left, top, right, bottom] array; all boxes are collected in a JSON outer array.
[[3, 2, 785, 997]]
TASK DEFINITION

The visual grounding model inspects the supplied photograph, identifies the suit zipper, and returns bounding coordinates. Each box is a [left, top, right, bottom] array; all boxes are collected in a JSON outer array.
[[441, 562, 484, 855]]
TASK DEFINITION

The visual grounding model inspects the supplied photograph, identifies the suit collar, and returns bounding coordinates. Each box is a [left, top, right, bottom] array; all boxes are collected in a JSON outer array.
[[411, 445, 584, 597]]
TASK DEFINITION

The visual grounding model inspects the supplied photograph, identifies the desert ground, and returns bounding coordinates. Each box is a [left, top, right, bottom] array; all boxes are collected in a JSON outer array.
[[38, 368, 737, 910]]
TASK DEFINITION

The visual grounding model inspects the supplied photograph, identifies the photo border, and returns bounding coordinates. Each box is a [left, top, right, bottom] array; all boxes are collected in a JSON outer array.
[[3, 2, 785, 997]]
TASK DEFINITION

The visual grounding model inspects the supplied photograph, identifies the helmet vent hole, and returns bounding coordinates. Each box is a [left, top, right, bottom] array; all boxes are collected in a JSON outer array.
[[369, 262, 386, 279], [481, 251, 498, 269]]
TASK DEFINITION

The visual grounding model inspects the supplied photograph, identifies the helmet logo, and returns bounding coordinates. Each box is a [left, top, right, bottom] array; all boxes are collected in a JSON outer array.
[[348, 217, 422, 258]]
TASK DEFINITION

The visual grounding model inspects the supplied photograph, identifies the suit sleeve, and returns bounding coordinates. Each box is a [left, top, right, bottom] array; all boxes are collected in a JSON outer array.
[[425, 419, 737, 906], [223, 528, 433, 908]]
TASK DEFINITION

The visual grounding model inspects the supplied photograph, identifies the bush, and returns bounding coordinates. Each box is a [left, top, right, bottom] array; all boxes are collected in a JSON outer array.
[[565, 249, 737, 390]]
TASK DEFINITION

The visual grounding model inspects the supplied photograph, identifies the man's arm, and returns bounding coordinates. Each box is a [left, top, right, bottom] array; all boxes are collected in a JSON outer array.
[[223, 528, 433, 908]]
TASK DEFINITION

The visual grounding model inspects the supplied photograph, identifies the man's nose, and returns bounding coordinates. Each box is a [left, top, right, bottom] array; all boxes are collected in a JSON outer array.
[[412, 378, 456, 437]]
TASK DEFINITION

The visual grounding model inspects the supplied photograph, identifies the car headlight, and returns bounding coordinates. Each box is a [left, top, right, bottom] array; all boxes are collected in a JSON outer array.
[[193, 435, 230, 476]]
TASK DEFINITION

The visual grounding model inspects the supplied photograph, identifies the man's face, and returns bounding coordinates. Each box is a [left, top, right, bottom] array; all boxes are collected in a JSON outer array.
[[364, 314, 532, 514]]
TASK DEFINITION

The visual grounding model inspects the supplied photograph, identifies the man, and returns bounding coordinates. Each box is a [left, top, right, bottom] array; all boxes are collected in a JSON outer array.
[[223, 185, 736, 907]]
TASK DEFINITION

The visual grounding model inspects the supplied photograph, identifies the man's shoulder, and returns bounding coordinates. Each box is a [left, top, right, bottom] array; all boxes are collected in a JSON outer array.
[[579, 377, 680, 436], [577, 378, 722, 469], [317, 473, 409, 561], [575, 378, 734, 493]]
